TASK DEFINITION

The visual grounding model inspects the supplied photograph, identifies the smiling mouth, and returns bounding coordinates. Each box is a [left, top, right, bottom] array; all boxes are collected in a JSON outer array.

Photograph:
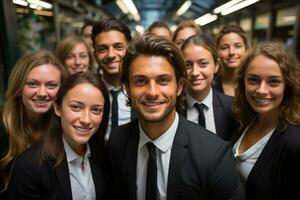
[[74, 126, 92, 134], [253, 97, 272, 104], [33, 99, 50, 104]]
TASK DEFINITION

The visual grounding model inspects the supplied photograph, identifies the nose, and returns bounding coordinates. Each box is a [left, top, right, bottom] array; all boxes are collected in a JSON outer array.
[[107, 47, 116, 58], [146, 80, 159, 97], [80, 109, 91, 125], [256, 81, 268, 95], [75, 56, 81, 65], [191, 64, 200, 76], [229, 46, 235, 55], [37, 85, 47, 97]]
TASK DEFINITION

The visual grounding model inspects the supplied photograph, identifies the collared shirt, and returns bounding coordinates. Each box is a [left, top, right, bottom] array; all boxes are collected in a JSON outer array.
[[233, 123, 274, 187], [186, 87, 216, 133], [137, 113, 179, 200], [63, 139, 96, 200], [103, 79, 131, 141]]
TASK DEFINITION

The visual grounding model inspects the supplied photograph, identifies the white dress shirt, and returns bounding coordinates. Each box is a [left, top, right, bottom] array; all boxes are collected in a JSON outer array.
[[63, 139, 96, 200], [136, 113, 179, 200], [233, 122, 274, 187], [103, 79, 131, 141], [186, 88, 216, 133]]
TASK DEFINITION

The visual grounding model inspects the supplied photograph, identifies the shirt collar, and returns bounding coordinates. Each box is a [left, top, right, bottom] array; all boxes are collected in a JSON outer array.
[[102, 77, 122, 92], [63, 138, 91, 163], [186, 87, 213, 109], [138, 112, 179, 153]]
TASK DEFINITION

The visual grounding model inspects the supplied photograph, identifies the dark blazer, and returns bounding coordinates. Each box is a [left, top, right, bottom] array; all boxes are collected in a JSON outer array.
[[181, 89, 236, 140], [231, 124, 300, 200], [108, 114, 244, 200], [8, 144, 110, 200]]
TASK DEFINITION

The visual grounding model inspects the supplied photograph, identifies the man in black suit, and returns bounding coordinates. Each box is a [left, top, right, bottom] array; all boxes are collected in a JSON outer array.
[[107, 34, 244, 200]]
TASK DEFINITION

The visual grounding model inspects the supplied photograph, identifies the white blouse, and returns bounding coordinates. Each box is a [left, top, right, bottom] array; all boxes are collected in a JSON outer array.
[[233, 124, 274, 186]]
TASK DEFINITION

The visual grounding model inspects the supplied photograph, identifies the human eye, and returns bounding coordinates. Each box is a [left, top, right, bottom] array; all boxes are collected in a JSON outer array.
[[91, 106, 103, 115], [269, 78, 282, 87], [176, 40, 184, 46], [235, 43, 244, 49], [185, 61, 193, 69], [158, 76, 170, 85], [199, 60, 208, 68], [219, 44, 228, 50], [70, 104, 81, 112], [66, 54, 74, 59], [26, 80, 38, 88], [134, 78, 147, 86], [114, 43, 125, 50], [246, 76, 259, 85], [46, 82, 59, 89], [95, 45, 107, 53], [80, 53, 88, 59]]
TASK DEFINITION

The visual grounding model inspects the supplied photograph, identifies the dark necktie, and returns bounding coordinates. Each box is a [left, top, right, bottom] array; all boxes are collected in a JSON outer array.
[[110, 89, 120, 129], [146, 142, 157, 200], [195, 103, 206, 128]]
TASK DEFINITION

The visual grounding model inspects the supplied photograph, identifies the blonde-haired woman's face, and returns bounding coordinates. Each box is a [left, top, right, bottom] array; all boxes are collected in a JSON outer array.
[[22, 64, 61, 116], [64, 43, 90, 74]]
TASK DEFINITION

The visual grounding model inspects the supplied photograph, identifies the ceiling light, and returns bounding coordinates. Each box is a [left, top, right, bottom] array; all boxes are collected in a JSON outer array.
[[195, 13, 218, 26], [221, 0, 260, 15], [135, 25, 145, 34], [116, 0, 140, 21], [123, 0, 138, 15], [213, 0, 243, 14], [27, 0, 52, 9], [176, 0, 192, 16], [13, 0, 28, 7], [116, 0, 129, 14]]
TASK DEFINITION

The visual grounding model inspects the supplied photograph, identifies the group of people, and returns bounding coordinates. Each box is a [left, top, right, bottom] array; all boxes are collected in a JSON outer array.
[[0, 16, 299, 200]]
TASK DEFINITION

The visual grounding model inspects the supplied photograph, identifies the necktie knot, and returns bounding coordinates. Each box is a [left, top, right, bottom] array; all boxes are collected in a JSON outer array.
[[194, 103, 206, 128], [146, 142, 156, 158]]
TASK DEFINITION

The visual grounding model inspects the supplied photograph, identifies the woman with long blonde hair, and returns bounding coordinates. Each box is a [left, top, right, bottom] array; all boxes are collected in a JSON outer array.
[[0, 50, 67, 197]]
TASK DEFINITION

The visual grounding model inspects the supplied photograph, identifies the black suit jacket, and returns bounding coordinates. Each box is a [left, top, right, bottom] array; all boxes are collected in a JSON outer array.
[[181, 89, 236, 140], [108, 114, 243, 200], [8, 144, 109, 200], [231, 124, 300, 200]]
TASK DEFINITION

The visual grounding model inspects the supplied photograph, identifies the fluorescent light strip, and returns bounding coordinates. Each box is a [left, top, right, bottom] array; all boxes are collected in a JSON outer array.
[[116, 0, 129, 14], [123, 0, 138, 15], [13, 0, 28, 6], [213, 0, 243, 14], [176, 0, 192, 16], [221, 0, 260, 15], [27, 0, 52, 9], [195, 13, 218, 25]]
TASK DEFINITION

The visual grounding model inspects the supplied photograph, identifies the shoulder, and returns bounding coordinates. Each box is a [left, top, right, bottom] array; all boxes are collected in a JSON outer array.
[[280, 124, 300, 153], [178, 116, 230, 151], [213, 89, 233, 106]]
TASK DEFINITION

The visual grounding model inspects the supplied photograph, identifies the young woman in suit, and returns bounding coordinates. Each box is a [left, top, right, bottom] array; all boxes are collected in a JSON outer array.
[[180, 34, 236, 140], [8, 72, 110, 199], [215, 24, 248, 96], [0, 50, 67, 198], [232, 41, 300, 199]]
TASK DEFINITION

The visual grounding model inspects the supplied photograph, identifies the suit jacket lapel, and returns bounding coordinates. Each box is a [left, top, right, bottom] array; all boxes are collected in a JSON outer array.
[[55, 158, 72, 200], [212, 90, 225, 138], [167, 115, 188, 200], [89, 157, 102, 199], [126, 121, 139, 200], [246, 125, 283, 192]]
